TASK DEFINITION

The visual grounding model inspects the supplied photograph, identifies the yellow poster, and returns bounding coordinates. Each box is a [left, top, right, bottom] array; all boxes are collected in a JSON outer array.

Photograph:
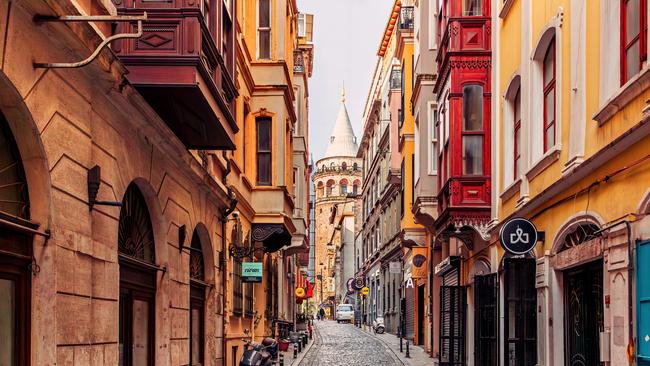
[[411, 247, 428, 278]]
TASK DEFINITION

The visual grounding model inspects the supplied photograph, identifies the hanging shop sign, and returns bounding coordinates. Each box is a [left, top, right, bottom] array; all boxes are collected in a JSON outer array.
[[295, 287, 305, 297], [389, 261, 401, 274], [499, 217, 539, 255], [347, 278, 355, 293], [242, 262, 263, 283], [353, 276, 365, 290], [361, 286, 370, 296], [411, 247, 428, 278], [434, 256, 460, 276], [405, 276, 414, 288]]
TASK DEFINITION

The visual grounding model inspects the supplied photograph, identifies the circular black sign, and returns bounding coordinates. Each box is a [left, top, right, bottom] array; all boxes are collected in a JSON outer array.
[[353, 276, 365, 290], [499, 218, 538, 255]]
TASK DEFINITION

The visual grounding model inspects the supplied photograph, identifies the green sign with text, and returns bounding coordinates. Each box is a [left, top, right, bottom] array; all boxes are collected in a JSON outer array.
[[242, 262, 263, 283]]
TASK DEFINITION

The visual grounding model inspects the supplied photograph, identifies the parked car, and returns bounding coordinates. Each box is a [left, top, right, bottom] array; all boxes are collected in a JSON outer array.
[[335, 304, 354, 323]]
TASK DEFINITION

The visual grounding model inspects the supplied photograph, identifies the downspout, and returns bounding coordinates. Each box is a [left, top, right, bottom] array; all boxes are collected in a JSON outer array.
[[220, 153, 237, 365]]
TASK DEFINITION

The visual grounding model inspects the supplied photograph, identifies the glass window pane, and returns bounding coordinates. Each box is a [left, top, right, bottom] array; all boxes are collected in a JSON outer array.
[[626, 41, 641, 80], [132, 299, 150, 365], [463, 0, 481, 15], [545, 89, 555, 129], [514, 89, 521, 122], [543, 43, 555, 86], [545, 125, 555, 151], [259, 0, 270, 28], [191, 307, 202, 365], [462, 135, 482, 175], [463, 85, 483, 131], [431, 142, 438, 171], [514, 127, 521, 157], [0, 279, 15, 366], [257, 119, 271, 150], [257, 153, 271, 185], [627, 0, 640, 43], [259, 30, 271, 59]]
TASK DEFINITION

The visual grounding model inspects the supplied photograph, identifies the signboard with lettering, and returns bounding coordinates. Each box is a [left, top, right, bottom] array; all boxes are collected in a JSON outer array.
[[499, 218, 538, 255], [361, 286, 370, 296], [242, 262, 263, 283], [411, 247, 428, 278]]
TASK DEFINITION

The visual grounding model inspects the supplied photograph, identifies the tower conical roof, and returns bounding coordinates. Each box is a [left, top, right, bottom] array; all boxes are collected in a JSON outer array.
[[324, 89, 358, 158]]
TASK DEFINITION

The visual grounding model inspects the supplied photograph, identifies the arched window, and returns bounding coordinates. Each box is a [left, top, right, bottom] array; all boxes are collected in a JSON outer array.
[[353, 179, 361, 195], [543, 40, 556, 153], [316, 181, 324, 198], [340, 179, 348, 195], [189, 229, 205, 366], [513, 88, 521, 178], [119, 183, 156, 366], [558, 223, 600, 252], [326, 180, 335, 196], [0, 112, 31, 365], [621, 0, 647, 84], [353, 162, 359, 171], [341, 162, 347, 171]]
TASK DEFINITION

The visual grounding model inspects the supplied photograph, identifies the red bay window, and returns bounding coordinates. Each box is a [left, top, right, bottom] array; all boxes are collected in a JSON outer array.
[[543, 41, 556, 153], [621, 0, 648, 84]]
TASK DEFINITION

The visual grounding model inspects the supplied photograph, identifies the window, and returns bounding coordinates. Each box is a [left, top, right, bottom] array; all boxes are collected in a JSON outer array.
[[400, 159, 405, 218], [463, 0, 482, 16], [462, 84, 484, 175], [543, 41, 556, 152], [353, 162, 359, 171], [340, 179, 348, 195], [256, 117, 272, 185], [513, 89, 521, 179], [341, 162, 347, 171], [504, 258, 537, 366], [257, 0, 271, 59], [316, 182, 324, 198], [298, 13, 306, 37], [232, 258, 243, 315], [428, 103, 438, 174], [326, 180, 334, 196], [621, 0, 647, 84], [475, 274, 498, 366], [189, 230, 205, 366]]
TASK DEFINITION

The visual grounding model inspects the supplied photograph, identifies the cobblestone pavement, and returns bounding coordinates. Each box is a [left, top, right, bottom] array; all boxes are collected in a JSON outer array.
[[299, 320, 403, 366]]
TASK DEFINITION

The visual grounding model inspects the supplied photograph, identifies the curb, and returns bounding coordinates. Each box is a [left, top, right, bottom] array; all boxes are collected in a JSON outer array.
[[288, 330, 317, 366], [358, 327, 407, 366]]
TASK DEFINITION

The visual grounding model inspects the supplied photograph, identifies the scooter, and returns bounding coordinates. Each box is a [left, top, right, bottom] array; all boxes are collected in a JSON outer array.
[[373, 316, 385, 334], [239, 337, 279, 366]]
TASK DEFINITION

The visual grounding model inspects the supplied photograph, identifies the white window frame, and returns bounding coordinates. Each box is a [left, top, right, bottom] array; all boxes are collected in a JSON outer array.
[[298, 13, 306, 38], [257, 0, 272, 60], [427, 101, 438, 175]]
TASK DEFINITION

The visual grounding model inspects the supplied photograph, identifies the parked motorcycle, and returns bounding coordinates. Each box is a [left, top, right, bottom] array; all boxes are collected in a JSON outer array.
[[239, 337, 279, 366], [373, 316, 385, 334]]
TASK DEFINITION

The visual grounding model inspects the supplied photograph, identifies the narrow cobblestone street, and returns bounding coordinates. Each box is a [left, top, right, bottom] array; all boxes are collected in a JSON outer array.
[[300, 321, 403, 365]]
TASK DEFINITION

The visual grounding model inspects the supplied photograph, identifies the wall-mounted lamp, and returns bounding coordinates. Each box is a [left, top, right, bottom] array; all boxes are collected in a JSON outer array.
[[88, 165, 122, 210], [178, 225, 187, 253]]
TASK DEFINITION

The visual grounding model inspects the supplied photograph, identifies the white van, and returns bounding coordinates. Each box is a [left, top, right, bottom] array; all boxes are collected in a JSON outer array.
[[335, 304, 354, 323]]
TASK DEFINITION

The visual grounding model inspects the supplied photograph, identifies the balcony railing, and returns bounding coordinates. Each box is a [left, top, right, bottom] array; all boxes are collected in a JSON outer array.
[[399, 6, 414, 30], [316, 165, 361, 174]]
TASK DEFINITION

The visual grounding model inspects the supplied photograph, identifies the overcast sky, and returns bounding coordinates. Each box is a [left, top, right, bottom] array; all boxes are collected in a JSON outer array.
[[298, 0, 393, 162]]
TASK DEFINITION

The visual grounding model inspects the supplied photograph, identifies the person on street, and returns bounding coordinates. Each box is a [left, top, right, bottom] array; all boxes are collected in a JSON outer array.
[[319, 307, 325, 320]]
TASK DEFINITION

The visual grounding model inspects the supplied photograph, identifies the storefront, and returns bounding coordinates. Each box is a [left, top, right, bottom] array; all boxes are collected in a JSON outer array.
[[435, 255, 464, 366]]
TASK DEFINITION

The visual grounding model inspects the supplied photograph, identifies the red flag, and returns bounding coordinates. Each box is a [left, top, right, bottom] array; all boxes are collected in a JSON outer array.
[[305, 281, 314, 298]]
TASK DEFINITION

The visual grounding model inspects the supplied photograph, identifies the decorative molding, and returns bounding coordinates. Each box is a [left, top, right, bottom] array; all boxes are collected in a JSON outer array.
[[500, 179, 522, 202], [251, 224, 285, 242], [499, 0, 516, 19], [525, 146, 561, 182], [449, 58, 491, 70], [593, 65, 650, 125]]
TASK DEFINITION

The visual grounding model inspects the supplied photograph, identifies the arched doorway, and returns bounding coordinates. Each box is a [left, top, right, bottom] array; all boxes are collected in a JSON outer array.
[[0, 111, 31, 366], [118, 183, 157, 366], [189, 228, 206, 366]]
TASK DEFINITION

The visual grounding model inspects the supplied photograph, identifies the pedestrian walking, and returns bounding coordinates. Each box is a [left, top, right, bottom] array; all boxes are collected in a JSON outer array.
[[319, 307, 325, 320]]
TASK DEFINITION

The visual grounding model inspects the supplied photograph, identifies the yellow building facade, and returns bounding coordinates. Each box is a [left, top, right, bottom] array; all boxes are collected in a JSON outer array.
[[491, 1, 650, 365], [223, 0, 312, 365]]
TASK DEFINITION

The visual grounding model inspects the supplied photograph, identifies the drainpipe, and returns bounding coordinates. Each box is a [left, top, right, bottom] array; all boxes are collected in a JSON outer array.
[[220, 153, 237, 365]]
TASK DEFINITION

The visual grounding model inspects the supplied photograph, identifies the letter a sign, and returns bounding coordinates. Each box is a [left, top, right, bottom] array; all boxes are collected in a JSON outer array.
[[499, 218, 538, 255]]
